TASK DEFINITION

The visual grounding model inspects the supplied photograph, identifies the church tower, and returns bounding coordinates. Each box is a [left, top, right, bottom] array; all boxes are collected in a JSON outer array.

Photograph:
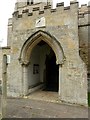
[[15, 0, 52, 10]]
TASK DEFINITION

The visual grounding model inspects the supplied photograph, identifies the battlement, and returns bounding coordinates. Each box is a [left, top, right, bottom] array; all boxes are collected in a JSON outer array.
[[12, 0, 90, 20], [78, 4, 90, 26], [15, 0, 52, 10], [13, 1, 80, 18], [79, 4, 90, 16], [8, 0, 90, 29]]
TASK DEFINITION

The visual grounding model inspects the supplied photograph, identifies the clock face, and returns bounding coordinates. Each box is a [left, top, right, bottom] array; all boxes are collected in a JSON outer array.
[[35, 17, 45, 28]]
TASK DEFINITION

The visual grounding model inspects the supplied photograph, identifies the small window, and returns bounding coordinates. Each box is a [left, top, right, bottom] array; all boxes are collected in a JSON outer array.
[[31, 0, 33, 4], [27, 0, 33, 5], [27, 0, 29, 5], [33, 64, 39, 74]]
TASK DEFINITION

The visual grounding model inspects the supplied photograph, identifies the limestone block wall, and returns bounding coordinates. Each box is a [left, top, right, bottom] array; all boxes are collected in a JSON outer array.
[[15, 0, 52, 11], [78, 26, 88, 65], [78, 4, 90, 67], [7, 18, 13, 47], [8, 26, 87, 105], [11, 1, 78, 31], [0, 48, 10, 83], [0, 47, 10, 93], [0, 48, 2, 83], [5, 1, 88, 105], [28, 45, 40, 87], [0, 48, 2, 92], [7, 1, 79, 59]]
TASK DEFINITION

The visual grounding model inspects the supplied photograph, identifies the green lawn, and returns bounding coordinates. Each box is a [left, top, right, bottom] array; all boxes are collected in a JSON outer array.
[[88, 92, 90, 106]]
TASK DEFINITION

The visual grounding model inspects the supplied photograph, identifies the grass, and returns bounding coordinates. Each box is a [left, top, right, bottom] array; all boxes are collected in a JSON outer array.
[[88, 92, 90, 107]]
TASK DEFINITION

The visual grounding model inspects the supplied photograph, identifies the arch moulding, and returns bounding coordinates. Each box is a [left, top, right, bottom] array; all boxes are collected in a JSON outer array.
[[19, 30, 65, 65]]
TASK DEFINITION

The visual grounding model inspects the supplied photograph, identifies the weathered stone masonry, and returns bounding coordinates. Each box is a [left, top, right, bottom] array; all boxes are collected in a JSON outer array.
[[0, 0, 89, 106]]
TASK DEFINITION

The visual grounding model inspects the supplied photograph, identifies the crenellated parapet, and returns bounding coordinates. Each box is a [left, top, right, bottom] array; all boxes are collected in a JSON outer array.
[[13, 2, 49, 18], [15, 0, 52, 11], [9, 0, 90, 29], [78, 4, 90, 26], [13, 1, 79, 19], [79, 4, 89, 13], [13, 1, 90, 21]]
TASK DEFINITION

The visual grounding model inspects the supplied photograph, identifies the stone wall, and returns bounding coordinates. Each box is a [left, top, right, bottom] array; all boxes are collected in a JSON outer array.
[[0, 48, 2, 92], [0, 47, 10, 93], [78, 4, 89, 67], [0, 1, 89, 106]]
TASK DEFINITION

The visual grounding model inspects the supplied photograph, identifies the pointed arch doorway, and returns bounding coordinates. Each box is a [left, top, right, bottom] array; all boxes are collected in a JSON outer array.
[[28, 40, 59, 92], [19, 30, 65, 96]]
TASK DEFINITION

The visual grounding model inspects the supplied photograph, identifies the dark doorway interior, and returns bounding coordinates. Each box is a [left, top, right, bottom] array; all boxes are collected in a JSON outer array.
[[45, 49, 59, 92]]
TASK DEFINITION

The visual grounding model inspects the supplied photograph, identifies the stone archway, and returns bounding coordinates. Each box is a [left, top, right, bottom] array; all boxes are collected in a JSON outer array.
[[19, 30, 65, 96]]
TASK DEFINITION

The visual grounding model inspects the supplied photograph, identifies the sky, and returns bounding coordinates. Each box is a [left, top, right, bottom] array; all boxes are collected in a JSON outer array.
[[0, 0, 89, 46]]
